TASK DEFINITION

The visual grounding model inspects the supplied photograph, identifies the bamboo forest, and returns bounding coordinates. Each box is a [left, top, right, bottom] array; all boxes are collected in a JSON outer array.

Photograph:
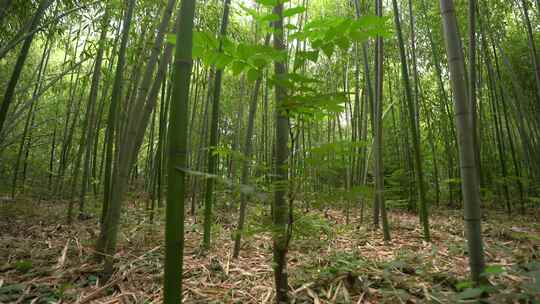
[[1, 0, 540, 302]]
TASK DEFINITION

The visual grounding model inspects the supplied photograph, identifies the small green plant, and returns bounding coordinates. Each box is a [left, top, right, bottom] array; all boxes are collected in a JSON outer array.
[[54, 282, 74, 299], [14, 260, 32, 273], [453, 265, 518, 301], [293, 210, 333, 241], [320, 251, 367, 278], [87, 275, 98, 286]]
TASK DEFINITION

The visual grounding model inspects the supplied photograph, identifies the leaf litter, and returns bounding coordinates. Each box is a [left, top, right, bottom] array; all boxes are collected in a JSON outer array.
[[0, 198, 538, 303]]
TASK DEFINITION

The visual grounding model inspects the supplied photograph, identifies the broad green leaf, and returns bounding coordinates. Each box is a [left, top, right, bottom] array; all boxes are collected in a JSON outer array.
[[222, 38, 235, 52], [283, 6, 305, 18], [236, 43, 254, 59], [335, 36, 350, 51], [321, 44, 334, 58], [231, 61, 248, 76], [455, 280, 473, 291], [247, 68, 261, 82], [251, 57, 268, 69], [285, 23, 297, 30], [260, 13, 280, 23], [192, 45, 204, 59], [214, 53, 233, 69], [239, 3, 260, 18], [255, 0, 278, 7], [482, 265, 504, 276]]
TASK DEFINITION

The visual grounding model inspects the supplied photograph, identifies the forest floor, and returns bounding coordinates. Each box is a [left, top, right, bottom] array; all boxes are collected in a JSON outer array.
[[0, 196, 539, 304]]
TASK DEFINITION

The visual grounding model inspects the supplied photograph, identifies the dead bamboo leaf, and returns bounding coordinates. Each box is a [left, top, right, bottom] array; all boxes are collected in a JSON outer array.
[[307, 288, 321, 304], [56, 239, 70, 269]]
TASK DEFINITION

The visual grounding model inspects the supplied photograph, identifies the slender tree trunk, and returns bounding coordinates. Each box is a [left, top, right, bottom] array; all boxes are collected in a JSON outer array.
[[520, 0, 540, 110], [478, 20, 512, 213], [425, 106, 441, 205], [94, 24, 121, 198], [65, 66, 89, 219], [20, 108, 37, 190], [203, 0, 232, 249], [391, 0, 430, 241], [440, 0, 485, 284], [483, 28, 527, 211], [152, 76, 169, 219], [407, 0, 420, 132], [97, 0, 176, 277], [407, 1, 441, 207], [56, 30, 85, 196], [11, 35, 50, 197], [420, 0, 459, 205], [352, 0, 375, 224], [491, 52, 527, 212], [496, 43, 540, 178], [96, 0, 136, 262], [0, 2, 91, 60], [163, 0, 195, 303], [69, 29, 95, 219], [272, 2, 290, 303], [374, 0, 391, 241], [228, 84, 244, 180], [186, 63, 202, 199], [48, 106, 58, 191], [232, 35, 269, 258], [80, 11, 110, 214], [499, 89, 525, 214], [469, 0, 482, 186], [158, 75, 171, 209], [0, 0, 53, 137], [489, 81, 511, 213], [191, 69, 213, 216]]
